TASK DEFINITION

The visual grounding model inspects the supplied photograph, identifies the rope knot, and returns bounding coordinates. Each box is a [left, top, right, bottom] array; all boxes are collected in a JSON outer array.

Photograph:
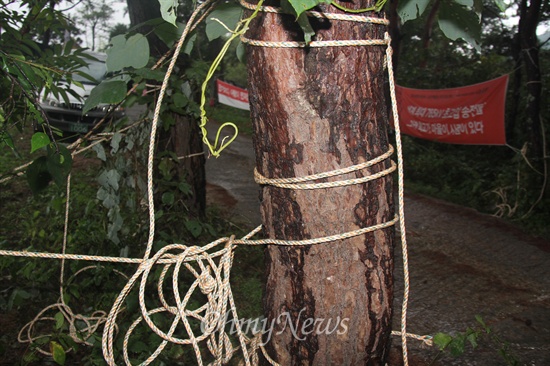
[[199, 269, 217, 294], [419, 335, 434, 347]]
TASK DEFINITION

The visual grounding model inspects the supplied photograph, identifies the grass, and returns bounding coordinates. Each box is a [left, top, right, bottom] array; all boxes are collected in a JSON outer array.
[[206, 103, 253, 136]]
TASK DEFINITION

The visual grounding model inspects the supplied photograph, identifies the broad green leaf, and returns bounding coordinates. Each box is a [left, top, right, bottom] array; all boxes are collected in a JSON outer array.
[[296, 13, 315, 44], [172, 92, 188, 108], [284, 0, 330, 18], [1, 131, 19, 156], [111, 132, 122, 154], [7, 288, 33, 310], [466, 331, 479, 348], [438, 0, 481, 51], [183, 33, 197, 55], [185, 219, 202, 238], [46, 144, 72, 187], [97, 187, 117, 209], [106, 34, 150, 72], [92, 143, 106, 161], [398, 0, 431, 23], [107, 209, 123, 244], [54, 312, 65, 330], [492, 0, 507, 12], [50, 341, 66, 366], [98, 169, 120, 191], [159, 0, 178, 26], [133, 68, 166, 82], [452, 0, 482, 20], [129, 340, 149, 353], [83, 80, 127, 114], [162, 192, 175, 205], [278, 0, 330, 41], [205, 3, 243, 41], [30, 132, 50, 153], [449, 335, 466, 356], [236, 41, 246, 63], [155, 21, 186, 47], [158, 156, 174, 179], [178, 182, 191, 195], [433, 332, 453, 349], [26, 156, 52, 194]]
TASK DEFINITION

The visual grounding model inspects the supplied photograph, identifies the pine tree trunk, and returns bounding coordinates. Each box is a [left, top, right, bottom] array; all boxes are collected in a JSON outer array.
[[246, 2, 394, 364]]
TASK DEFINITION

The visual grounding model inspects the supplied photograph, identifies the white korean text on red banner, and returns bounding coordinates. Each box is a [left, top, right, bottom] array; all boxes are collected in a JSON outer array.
[[216, 79, 249, 111], [395, 75, 508, 145]]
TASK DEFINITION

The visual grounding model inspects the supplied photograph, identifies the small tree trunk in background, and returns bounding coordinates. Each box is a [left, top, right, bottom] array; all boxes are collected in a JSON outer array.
[[40, 0, 57, 49], [388, 0, 402, 69], [246, 1, 394, 364], [158, 115, 206, 216], [126, 0, 206, 217], [419, 0, 440, 68], [517, 0, 543, 160], [509, 34, 522, 143]]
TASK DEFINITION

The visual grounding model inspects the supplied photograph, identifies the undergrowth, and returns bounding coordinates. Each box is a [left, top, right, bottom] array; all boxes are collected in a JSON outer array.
[[399, 134, 550, 240], [0, 121, 264, 365], [206, 104, 254, 136]]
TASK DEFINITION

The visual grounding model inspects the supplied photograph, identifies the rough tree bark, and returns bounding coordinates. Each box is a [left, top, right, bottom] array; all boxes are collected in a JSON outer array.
[[126, 0, 206, 217], [246, 1, 395, 364]]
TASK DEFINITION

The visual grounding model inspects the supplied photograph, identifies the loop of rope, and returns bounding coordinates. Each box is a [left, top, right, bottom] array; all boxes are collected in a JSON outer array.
[[256, 161, 396, 189], [238, 0, 389, 25], [391, 331, 434, 347], [255, 146, 395, 189], [260, 145, 395, 184], [18, 265, 128, 356], [241, 35, 388, 48], [239, 0, 389, 49]]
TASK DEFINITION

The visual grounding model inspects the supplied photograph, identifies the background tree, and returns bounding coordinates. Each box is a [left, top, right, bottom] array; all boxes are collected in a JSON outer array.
[[108, 23, 130, 40], [395, 0, 549, 235], [125, 0, 207, 218], [513, 0, 546, 159], [78, 0, 115, 51], [1, 0, 90, 145]]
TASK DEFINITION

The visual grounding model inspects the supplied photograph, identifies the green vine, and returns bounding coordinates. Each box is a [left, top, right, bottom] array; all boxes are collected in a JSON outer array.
[[198, 0, 388, 157], [330, 0, 387, 13], [198, 0, 264, 158]]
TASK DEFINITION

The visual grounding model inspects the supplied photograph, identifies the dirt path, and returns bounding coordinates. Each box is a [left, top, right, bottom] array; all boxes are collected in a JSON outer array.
[[204, 121, 550, 365], [396, 195, 550, 365]]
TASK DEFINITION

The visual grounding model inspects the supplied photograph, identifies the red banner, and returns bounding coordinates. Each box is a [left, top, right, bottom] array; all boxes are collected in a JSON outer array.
[[216, 79, 249, 110], [395, 75, 508, 145]]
